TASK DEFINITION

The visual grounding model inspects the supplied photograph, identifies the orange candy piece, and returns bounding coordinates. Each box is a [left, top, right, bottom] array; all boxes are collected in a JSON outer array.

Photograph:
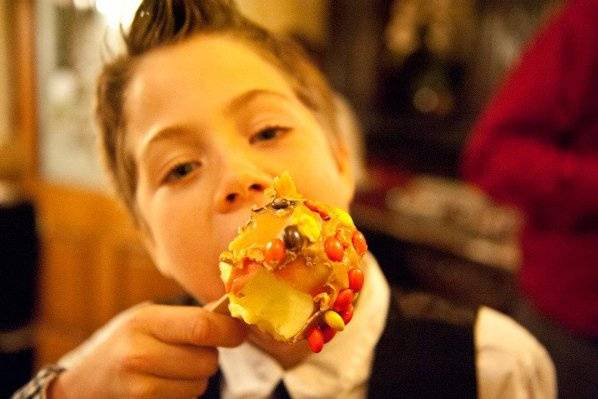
[[333, 288, 354, 312], [341, 304, 354, 324], [264, 238, 285, 263], [348, 268, 364, 292], [307, 326, 324, 353], [325, 236, 344, 262], [304, 200, 331, 221], [352, 230, 368, 256]]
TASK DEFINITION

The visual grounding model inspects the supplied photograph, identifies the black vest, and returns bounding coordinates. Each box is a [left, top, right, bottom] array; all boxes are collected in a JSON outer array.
[[202, 293, 477, 398]]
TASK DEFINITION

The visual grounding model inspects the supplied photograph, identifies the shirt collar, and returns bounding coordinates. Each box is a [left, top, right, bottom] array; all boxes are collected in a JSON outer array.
[[219, 253, 391, 398]]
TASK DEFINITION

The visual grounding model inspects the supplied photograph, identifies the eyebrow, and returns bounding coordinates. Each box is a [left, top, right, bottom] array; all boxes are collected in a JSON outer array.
[[224, 89, 293, 115], [140, 125, 192, 152], [139, 89, 292, 160], [138, 125, 199, 167]]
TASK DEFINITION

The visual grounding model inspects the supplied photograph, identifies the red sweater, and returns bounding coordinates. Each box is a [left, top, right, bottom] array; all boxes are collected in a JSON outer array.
[[462, 0, 598, 337]]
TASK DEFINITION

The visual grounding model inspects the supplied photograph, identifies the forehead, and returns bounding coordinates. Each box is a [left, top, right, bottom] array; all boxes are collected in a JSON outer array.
[[124, 34, 298, 146]]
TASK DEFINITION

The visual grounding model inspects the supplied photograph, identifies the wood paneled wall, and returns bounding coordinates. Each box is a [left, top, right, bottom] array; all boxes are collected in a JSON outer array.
[[31, 182, 184, 366]]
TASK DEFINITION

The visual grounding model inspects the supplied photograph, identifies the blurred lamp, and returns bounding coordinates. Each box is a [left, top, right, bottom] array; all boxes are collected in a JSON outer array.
[[95, 0, 141, 29]]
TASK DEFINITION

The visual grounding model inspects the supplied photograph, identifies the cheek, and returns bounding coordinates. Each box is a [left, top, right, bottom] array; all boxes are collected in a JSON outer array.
[[146, 189, 226, 301], [294, 162, 349, 207], [278, 137, 351, 208]]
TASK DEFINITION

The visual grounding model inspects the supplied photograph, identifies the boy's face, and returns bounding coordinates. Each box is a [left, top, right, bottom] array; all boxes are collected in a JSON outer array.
[[124, 35, 355, 303]]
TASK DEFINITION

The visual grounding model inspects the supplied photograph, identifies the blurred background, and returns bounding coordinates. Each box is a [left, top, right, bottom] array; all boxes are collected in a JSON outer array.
[[0, 0, 564, 393]]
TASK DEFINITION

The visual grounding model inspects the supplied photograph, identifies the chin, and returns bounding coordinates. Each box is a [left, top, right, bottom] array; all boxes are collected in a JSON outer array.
[[248, 326, 309, 354]]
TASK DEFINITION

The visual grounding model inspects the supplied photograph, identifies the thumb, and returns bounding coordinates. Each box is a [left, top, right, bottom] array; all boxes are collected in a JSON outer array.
[[136, 304, 247, 347]]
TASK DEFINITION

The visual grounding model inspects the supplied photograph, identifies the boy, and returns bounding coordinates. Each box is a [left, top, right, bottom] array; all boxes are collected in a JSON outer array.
[[16, 1, 555, 398]]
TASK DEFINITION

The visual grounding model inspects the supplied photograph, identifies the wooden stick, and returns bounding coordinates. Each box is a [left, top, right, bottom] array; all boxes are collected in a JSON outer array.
[[206, 294, 230, 315]]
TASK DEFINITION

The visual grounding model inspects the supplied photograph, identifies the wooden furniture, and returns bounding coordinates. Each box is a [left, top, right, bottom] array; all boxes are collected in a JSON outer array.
[[10, 1, 184, 368]]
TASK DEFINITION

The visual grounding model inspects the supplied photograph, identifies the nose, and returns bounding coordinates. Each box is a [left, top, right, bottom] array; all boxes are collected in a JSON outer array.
[[214, 168, 271, 214]]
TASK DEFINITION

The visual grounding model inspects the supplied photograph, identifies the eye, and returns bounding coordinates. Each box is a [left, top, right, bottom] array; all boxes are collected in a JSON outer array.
[[249, 126, 290, 144], [162, 161, 201, 184]]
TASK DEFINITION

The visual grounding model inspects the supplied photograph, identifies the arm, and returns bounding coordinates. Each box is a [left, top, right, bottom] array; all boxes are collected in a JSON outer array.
[[462, 0, 598, 228], [13, 303, 246, 399]]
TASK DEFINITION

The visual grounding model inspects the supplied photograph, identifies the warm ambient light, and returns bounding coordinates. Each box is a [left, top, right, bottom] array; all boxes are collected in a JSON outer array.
[[73, 0, 95, 10], [94, 0, 141, 30]]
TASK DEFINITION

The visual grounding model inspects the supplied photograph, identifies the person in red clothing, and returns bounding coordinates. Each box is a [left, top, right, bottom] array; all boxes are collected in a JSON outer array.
[[462, 0, 598, 397]]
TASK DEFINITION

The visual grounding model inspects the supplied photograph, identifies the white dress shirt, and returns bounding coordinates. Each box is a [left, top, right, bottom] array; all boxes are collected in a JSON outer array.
[[218, 254, 556, 399]]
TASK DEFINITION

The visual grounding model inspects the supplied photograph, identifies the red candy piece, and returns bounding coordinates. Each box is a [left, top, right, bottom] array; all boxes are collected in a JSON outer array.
[[325, 237, 344, 262], [304, 200, 331, 221], [352, 230, 368, 256], [333, 288, 354, 312], [304, 200, 319, 212], [341, 304, 354, 324], [321, 325, 337, 343], [264, 239, 285, 263], [348, 268, 364, 292], [307, 326, 324, 353]]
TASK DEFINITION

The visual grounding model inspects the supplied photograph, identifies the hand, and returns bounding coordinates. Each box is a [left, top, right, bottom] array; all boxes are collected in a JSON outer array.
[[48, 303, 247, 399]]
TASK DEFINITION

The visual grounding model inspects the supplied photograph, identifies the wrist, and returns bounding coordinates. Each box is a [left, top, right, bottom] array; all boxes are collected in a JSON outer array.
[[12, 365, 65, 399], [43, 367, 67, 399], [45, 376, 62, 399]]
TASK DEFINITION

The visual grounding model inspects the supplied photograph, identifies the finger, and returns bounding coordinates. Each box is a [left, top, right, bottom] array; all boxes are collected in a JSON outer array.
[[134, 304, 247, 347], [122, 334, 219, 380], [126, 373, 209, 399]]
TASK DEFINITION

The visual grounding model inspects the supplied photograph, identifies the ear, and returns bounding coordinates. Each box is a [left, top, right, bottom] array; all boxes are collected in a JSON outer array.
[[332, 137, 356, 204], [334, 139, 353, 179], [331, 94, 364, 201]]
